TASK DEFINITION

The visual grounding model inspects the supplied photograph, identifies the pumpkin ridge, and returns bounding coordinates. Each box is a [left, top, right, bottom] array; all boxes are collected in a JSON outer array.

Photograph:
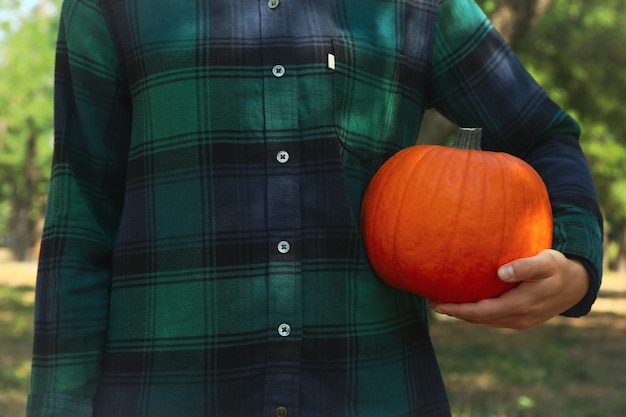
[[496, 153, 510, 274], [405, 145, 462, 299], [391, 146, 440, 291], [363, 146, 428, 287], [366, 150, 404, 235], [481, 151, 519, 298], [410, 144, 455, 294], [382, 148, 422, 287], [435, 147, 474, 299], [479, 151, 515, 299]]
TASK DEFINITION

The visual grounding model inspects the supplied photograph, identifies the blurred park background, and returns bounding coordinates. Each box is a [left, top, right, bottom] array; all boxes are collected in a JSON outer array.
[[0, 0, 625, 416]]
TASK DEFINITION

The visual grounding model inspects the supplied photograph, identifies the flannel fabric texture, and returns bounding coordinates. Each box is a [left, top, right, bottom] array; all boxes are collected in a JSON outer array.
[[28, 0, 603, 416]]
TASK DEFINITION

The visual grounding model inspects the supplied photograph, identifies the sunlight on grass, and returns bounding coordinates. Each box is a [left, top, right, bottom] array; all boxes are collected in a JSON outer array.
[[432, 273, 626, 417], [0, 276, 35, 417], [1, 256, 625, 417]]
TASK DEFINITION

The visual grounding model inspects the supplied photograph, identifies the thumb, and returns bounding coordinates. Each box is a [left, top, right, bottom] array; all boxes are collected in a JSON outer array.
[[498, 255, 546, 283]]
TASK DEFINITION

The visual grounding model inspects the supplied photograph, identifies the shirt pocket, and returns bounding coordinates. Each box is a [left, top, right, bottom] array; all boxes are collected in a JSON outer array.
[[331, 37, 424, 171]]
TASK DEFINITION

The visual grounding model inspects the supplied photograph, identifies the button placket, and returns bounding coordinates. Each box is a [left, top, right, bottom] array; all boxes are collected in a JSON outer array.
[[260, 0, 301, 413]]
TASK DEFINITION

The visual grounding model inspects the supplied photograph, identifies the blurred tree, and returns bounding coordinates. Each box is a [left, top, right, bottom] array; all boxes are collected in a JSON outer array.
[[0, 0, 57, 260], [487, 0, 555, 47], [516, 0, 626, 271]]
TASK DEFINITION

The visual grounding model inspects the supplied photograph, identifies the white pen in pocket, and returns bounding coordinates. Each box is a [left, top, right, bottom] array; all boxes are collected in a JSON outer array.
[[328, 53, 335, 70]]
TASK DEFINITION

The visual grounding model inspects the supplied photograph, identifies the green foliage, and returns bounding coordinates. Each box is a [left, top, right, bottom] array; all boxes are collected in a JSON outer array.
[[478, 0, 497, 16], [0, 0, 58, 244], [515, 0, 626, 253]]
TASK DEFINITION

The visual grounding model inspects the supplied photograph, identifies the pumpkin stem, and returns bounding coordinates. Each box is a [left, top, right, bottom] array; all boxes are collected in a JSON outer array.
[[453, 127, 483, 150]]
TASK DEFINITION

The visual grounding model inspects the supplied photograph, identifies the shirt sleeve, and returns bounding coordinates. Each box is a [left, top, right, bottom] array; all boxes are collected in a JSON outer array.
[[27, 0, 131, 414], [427, 0, 603, 317]]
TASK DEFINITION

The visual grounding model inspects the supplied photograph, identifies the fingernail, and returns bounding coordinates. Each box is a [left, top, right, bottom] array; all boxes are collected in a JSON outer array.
[[498, 264, 515, 282]]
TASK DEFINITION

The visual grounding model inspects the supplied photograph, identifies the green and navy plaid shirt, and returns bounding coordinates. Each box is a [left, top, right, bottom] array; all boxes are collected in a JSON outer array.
[[28, 0, 603, 416]]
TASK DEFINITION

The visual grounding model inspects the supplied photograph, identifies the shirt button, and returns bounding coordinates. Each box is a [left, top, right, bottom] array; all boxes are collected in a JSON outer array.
[[272, 64, 285, 78], [268, 0, 280, 9], [277, 240, 290, 254], [276, 150, 289, 163], [278, 323, 291, 337], [275, 406, 288, 417]]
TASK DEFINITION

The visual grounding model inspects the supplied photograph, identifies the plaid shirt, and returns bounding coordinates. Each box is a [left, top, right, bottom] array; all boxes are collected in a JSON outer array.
[[28, 0, 603, 416]]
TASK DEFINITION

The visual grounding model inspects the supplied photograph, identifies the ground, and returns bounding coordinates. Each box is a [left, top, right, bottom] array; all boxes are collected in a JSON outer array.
[[430, 271, 626, 417], [1, 249, 624, 417]]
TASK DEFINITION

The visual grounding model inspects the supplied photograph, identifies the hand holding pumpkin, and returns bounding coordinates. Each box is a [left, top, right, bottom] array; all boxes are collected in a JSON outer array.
[[361, 127, 588, 329], [361, 128, 554, 303], [429, 249, 589, 330]]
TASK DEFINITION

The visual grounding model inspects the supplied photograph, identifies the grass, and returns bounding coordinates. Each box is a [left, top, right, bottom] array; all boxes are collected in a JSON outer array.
[[431, 272, 626, 417], [1, 250, 625, 417], [0, 261, 35, 417]]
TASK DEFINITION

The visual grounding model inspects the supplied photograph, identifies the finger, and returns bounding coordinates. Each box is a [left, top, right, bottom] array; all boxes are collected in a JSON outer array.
[[498, 250, 557, 283], [432, 297, 505, 323], [432, 283, 534, 322], [458, 315, 539, 330], [432, 301, 532, 330]]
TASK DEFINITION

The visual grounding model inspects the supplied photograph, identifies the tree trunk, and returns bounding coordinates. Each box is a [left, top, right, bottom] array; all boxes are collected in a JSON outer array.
[[8, 123, 40, 261], [490, 0, 555, 49], [417, 0, 555, 145], [616, 219, 626, 274]]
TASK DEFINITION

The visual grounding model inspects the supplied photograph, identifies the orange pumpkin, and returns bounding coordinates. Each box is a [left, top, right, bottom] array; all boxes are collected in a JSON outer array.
[[360, 128, 553, 303]]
